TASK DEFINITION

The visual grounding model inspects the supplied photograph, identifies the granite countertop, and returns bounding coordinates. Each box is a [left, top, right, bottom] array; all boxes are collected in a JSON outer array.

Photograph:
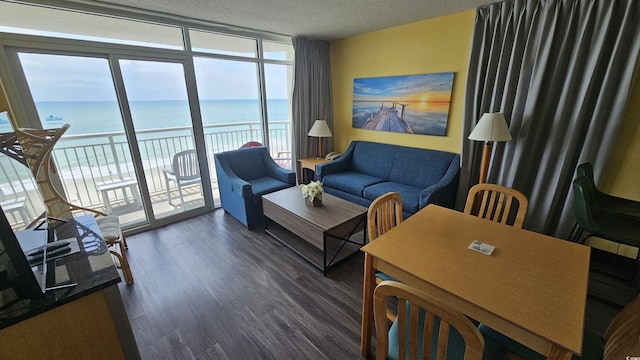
[[0, 215, 121, 329]]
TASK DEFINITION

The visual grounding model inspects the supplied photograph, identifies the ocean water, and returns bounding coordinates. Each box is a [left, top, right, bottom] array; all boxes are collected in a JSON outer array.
[[0, 99, 290, 178], [0, 99, 289, 135]]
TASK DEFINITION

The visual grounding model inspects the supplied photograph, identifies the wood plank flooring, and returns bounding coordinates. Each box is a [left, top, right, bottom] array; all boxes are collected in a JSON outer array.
[[118, 209, 365, 359], [118, 209, 627, 359]]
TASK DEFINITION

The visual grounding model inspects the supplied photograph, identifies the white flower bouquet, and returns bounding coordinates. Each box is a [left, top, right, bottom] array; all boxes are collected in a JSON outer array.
[[300, 180, 323, 201]]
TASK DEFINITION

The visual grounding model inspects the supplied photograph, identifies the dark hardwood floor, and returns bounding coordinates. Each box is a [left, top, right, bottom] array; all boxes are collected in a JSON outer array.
[[118, 209, 365, 359], [117, 209, 628, 359]]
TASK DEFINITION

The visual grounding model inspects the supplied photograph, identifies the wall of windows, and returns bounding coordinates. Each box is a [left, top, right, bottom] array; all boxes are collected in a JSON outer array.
[[0, 1, 294, 232]]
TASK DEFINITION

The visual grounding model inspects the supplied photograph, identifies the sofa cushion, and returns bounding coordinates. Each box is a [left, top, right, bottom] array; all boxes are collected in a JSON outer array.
[[322, 171, 384, 197], [350, 142, 398, 180], [389, 147, 458, 188], [364, 182, 423, 214]]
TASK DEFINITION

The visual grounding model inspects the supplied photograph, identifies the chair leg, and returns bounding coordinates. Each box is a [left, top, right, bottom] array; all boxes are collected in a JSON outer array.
[[165, 175, 172, 206], [121, 231, 128, 250], [178, 184, 186, 209], [109, 239, 133, 284]]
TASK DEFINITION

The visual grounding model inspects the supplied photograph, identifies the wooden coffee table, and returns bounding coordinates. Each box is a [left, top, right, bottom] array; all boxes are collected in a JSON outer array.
[[262, 187, 367, 275]]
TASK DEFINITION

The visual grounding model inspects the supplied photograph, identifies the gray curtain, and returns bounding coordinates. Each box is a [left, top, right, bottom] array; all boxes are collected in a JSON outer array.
[[292, 37, 333, 180], [457, 0, 640, 237]]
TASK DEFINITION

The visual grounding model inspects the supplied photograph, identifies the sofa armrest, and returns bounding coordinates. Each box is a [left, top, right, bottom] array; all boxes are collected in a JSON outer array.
[[419, 154, 461, 209], [214, 154, 252, 198], [262, 151, 296, 185], [316, 142, 356, 180]]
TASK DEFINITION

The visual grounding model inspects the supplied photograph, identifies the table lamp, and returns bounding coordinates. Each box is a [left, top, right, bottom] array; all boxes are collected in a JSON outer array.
[[468, 112, 512, 183], [308, 120, 332, 159]]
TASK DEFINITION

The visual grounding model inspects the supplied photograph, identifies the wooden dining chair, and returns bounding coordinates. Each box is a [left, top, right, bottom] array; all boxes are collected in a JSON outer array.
[[464, 183, 528, 228], [368, 192, 403, 242], [368, 192, 403, 320], [15, 125, 133, 284], [374, 281, 485, 360]]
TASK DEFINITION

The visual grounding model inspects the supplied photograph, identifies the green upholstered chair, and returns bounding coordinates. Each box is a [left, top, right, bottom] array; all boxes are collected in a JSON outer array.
[[572, 176, 640, 249], [575, 162, 640, 218], [572, 176, 640, 282]]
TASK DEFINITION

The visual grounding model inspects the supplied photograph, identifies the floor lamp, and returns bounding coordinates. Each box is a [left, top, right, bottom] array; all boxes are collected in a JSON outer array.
[[468, 113, 512, 183], [308, 120, 332, 159]]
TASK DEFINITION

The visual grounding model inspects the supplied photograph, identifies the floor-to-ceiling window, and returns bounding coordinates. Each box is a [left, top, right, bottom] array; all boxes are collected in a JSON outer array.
[[0, 1, 294, 232]]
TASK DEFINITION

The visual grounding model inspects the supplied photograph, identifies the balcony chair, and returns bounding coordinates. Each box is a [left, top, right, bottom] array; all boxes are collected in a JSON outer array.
[[0, 187, 30, 228], [374, 280, 491, 360], [240, 141, 263, 148], [214, 146, 296, 229], [15, 125, 133, 284], [162, 149, 202, 209], [477, 294, 640, 360], [463, 183, 528, 228]]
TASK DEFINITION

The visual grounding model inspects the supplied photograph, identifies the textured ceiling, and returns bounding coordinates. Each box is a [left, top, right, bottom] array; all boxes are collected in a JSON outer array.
[[85, 0, 495, 40]]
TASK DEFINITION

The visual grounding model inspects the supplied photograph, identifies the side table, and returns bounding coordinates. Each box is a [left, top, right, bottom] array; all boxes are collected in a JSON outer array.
[[298, 157, 330, 184]]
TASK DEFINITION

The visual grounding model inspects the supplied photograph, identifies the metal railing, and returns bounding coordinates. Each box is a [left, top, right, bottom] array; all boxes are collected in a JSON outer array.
[[38, 121, 291, 208]]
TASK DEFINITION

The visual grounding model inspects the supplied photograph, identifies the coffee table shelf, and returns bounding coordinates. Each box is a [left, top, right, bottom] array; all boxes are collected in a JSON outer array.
[[262, 187, 367, 275]]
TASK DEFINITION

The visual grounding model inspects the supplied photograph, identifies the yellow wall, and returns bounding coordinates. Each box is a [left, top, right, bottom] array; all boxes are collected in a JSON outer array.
[[601, 70, 640, 201], [330, 9, 640, 202], [330, 10, 475, 154]]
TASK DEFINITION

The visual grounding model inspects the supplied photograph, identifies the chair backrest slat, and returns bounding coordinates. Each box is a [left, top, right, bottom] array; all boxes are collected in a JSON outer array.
[[374, 281, 485, 360], [173, 149, 200, 180], [368, 192, 403, 242], [464, 184, 528, 228]]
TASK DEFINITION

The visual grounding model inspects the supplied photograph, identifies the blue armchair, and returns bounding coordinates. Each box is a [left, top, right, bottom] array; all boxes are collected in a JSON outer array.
[[214, 146, 296, 229]]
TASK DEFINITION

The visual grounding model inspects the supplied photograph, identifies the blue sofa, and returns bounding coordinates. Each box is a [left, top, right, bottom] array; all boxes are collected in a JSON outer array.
[[214, 146, 296, 229], [316, 141, 460, 218]]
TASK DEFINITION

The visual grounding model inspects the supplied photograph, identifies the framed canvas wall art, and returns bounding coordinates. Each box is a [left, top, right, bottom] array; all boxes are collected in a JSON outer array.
[[352, 72, 454, 136]]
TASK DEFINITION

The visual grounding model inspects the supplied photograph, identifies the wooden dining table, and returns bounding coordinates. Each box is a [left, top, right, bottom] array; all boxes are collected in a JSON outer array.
[[360, 204, 590, 360]]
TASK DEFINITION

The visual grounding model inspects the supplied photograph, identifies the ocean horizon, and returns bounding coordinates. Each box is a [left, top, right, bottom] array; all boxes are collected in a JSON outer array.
[[0, 99, 289, 135], [0, 99, 291, 183]]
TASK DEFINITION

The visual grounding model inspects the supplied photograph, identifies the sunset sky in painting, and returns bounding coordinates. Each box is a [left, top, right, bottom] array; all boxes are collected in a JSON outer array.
[[353, 72, 454, 104]]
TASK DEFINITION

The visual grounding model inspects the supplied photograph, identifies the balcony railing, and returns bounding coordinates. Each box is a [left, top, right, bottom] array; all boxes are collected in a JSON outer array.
[[1, 121, 291, 224]]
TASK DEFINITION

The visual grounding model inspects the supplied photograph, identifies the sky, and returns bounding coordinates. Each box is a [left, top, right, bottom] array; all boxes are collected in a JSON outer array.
[[2, 1, 293, 103], [353, 72, 454, 104], [18, 52, 290, 102]]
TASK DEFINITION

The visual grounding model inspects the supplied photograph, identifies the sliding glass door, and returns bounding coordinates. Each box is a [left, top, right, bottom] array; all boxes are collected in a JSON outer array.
[[16, 52, 148, 227], [0, 1, 294, 233], [13, 51, 209, 227], [118, 59, 205, 219]]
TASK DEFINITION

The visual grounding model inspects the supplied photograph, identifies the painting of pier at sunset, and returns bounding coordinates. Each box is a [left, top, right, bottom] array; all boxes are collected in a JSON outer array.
[[352, 72, 454, 136]]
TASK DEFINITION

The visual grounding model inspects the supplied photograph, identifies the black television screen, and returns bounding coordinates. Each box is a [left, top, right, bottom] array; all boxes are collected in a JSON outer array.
[[0, 206, 47, 298], [0, 127, 49, 299]]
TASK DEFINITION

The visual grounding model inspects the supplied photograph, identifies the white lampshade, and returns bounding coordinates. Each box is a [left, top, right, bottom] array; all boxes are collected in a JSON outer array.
[[307, 120, 333, 138], [468, 113, 512, 142]]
